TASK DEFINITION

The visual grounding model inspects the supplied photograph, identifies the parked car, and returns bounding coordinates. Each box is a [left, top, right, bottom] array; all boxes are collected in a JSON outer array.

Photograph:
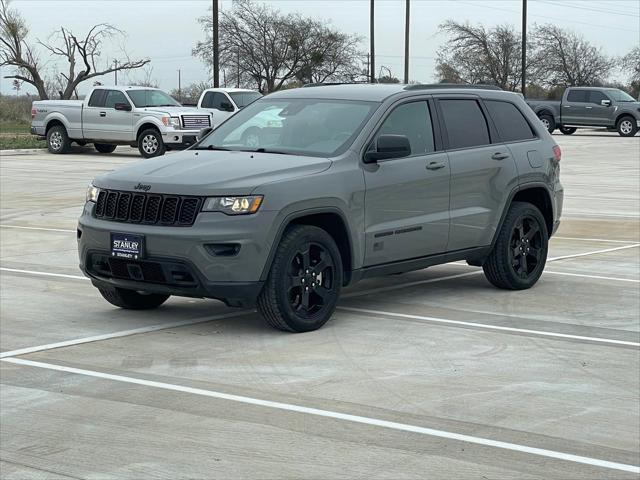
[[526, 87, 640, 137], [197, 88, 262, 127], [31, 86, 214, 158], [78, 84, 563, 332]]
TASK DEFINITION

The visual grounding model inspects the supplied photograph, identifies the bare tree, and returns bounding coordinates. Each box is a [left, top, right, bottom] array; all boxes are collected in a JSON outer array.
[[193, 0, 363, 92], [436, 21, 523, 91], [1, 0, 149, 99], [621, 46, 639, 85], [531, 25, 614, 87], [169, 81, 210, 105], [123, 65, 159, 88]]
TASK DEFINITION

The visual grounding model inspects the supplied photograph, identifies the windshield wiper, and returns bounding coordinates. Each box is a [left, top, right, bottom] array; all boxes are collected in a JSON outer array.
[[193, 145, 231, 151], [241, 148, 292, 155]]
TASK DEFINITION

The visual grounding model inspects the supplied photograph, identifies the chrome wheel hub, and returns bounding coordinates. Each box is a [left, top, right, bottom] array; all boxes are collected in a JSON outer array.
[[49, 131, 62, 150], [620, 120, 633, 135], [142, 134, 159, 154]]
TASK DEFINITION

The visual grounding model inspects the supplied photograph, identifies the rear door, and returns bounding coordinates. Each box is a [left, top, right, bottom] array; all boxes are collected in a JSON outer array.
[[436, 96, 518, 251], [100, 90, 134, 141], [82, 89, 107, 139], [363, 98, 450, 266], [562, 89, 587, 125]]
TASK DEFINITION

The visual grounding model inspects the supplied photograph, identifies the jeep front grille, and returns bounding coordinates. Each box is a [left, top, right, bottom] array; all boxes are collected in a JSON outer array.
[[94, 190, 202, 226], [181, 114, 211, 129]]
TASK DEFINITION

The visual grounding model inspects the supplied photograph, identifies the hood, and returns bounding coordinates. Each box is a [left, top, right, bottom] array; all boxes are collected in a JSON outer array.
[[93, 150, 332, 196], [142, 106, 206, 117]]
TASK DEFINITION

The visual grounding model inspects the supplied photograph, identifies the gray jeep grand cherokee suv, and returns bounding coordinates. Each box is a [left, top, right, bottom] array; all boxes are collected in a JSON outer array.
[[78, 84, 563, 332]]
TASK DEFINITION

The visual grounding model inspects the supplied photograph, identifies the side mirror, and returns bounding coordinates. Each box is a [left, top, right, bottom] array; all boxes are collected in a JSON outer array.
[[363, 134, 411, 163], [114, 102, 132, 111], [601, 99, 611, 107], [196, 127, 214, 141], [220, 102, 234, 112]]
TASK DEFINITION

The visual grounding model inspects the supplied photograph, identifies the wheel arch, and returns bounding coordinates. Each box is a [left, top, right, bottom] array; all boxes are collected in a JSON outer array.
[[135, 121, 162, 140], [45, 117, 68, 135], [260, 207, 355, 286], [615, 112, 637, 127]]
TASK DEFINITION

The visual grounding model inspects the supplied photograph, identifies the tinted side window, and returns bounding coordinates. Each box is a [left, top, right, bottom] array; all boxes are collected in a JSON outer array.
[[567, 90, 588, 102], [88, 90, 106, 107], [439, 99, 490, 149], [203, 92, 229, 110], [486, 100, 535, 142], [104, 90, 128, 109], [589, 90, 607, 104], [375, 101, 434, 155]]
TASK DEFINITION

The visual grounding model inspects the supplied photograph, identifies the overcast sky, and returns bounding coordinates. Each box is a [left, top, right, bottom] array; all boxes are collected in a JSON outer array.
[[1, 0, 638, 96]]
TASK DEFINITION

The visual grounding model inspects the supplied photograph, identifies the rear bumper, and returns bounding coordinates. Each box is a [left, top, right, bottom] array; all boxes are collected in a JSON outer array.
[[31, 126, 45, 136]]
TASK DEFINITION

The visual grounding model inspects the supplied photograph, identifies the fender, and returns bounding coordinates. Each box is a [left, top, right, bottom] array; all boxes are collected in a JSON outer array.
[[44, 113, 73, 136], [258, 204, 358, 284], [134, 116, 165, 140]]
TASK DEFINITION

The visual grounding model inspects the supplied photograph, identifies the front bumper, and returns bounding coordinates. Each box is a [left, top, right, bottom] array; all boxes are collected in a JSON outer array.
[[162, 130, 199, 147], [78, 202, 279, 305]]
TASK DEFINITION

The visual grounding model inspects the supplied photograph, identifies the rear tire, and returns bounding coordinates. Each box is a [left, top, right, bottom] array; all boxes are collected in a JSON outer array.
[[257, 225, 343, 332], [617, 116, 638, 137], [539, 114, 555, 133], [137, 128, 166, 158], [483, 202, 548, 290], [98, 286, 169, 310], [559, 126, 577, 135], [94, 143, 117, 153], [46, 125, 71, 154]]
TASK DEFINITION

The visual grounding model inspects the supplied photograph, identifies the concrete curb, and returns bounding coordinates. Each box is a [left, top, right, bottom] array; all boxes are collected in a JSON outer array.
[[0, 148, 48, 155]]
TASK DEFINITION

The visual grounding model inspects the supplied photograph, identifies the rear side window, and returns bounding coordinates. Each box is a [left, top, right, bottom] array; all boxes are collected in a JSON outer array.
[[104, 90, 129, 109], [567, 90, 588, 102], [589, 90, 608, 104], [88, 90, 106, 107], [375, 101, 435, 155], [486, 100, 535, 142], [439, 99, 490, 149], [202, 92, 229, 110]]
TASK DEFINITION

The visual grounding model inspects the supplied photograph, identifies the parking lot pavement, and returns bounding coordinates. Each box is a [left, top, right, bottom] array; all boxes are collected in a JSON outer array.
[[1, 133, 639, 479]]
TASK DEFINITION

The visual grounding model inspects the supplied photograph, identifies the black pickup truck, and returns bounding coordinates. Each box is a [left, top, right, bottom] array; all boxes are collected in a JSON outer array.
[[527, 87, 640, 137]]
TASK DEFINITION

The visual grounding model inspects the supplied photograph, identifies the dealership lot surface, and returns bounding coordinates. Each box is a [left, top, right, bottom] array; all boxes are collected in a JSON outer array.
[[1, 132, 639, 479]]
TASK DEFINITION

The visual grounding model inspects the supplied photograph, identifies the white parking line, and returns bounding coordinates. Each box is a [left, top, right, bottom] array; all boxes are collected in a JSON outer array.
[[0, 310, 250, 359], [338, 307, 640, 348], [548, 243, 640, 261], [554, 236, 638, 244], [0, 225, 76, 233], [1, 357, 637, 474], [0, 267, 87, 281], [544, 270, 640, 283]]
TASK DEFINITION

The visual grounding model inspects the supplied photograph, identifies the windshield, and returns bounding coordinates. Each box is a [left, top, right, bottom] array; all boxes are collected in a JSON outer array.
[[127, 90, 181, 108], [197, 98, 378, 157], [608, 89, 635, 102], [230, 91, 263, 108]]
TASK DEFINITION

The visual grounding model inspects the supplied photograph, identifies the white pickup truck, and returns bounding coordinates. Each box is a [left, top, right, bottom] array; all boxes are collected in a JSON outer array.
[[31, 86, 214, 157], [197, 88, 262, 127]]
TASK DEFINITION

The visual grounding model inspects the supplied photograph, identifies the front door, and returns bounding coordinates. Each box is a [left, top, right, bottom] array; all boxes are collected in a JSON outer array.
[[586, 90, 613, 126], [363, 100, 450, 266]]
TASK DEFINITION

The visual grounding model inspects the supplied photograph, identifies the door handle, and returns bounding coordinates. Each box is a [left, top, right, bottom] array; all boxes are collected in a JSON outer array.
[[585, 106, 593, 109], [426, 161, 445, 170], [99, 111, 106, 117], [491, 152, 510, 161], [563, 105, 571, 108]]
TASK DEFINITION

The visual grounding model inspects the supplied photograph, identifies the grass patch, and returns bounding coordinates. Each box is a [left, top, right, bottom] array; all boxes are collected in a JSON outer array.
[[0, 134, 45, 150], [0, 121, 30, 134]]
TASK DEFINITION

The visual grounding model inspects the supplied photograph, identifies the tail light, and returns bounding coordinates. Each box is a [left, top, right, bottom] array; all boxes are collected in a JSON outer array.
[[31, 108, 36, 119], [552, 145, 561, 162]]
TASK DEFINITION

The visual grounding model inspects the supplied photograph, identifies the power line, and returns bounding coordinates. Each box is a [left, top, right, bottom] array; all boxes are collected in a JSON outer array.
[[532, 0, 640, 18], [456, 0, 638, 33]]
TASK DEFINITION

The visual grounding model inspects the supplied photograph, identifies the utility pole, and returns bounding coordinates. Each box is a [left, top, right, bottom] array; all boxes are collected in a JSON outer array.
[[370, 0, 375, 83], [114, 60, 118, 85], [521, 0, 527, 96], [366, 53, 370, 81], [213, 0, 220, 88], [177, 69, 181, 103], [404, 0, 410, 84], [237, 46, 240, 88]]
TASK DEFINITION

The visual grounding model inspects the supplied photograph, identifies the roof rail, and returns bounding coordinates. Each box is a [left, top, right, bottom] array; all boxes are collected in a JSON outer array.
[[404, 83, 503, 91], [302, 81, 371, 88]]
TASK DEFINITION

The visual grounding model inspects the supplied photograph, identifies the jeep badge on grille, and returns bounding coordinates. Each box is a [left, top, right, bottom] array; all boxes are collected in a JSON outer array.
[[134, 183, 151, 192]]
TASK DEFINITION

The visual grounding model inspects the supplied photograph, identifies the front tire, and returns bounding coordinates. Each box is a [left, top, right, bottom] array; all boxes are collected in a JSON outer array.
[[539, 114, 555, 133], [559, 126, 577, 135], [46, 125, 71, 154], [98, 286, 169, 310], [94, 143, 117, 153], [617, 116, 638, 137], [483, 202, 548, 290], [257, 225, 343, 332], [137, 128, 166, 158]]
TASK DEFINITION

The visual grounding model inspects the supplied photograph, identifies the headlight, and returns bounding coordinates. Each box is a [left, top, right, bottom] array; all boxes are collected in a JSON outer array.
[[202, 196, 263, 215], [86, 183, 100, 203], [161, 116, 181, 128]]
